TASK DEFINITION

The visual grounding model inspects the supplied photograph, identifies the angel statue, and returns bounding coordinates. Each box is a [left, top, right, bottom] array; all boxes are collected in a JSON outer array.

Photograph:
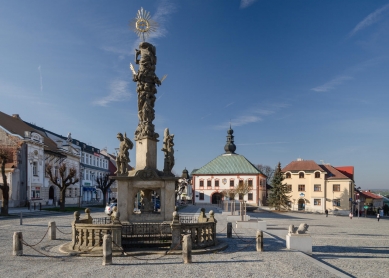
[[115, 132, 134, 175]]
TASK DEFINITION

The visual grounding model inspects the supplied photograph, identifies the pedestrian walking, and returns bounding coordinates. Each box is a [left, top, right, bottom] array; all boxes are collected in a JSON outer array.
[[325, 209, 328, 217], [349, 212, 353, 219], [377, 213, 380, 222]]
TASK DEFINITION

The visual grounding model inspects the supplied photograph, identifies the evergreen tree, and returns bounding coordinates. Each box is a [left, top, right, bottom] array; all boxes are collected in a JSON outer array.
[[267, 162, 291, 211]]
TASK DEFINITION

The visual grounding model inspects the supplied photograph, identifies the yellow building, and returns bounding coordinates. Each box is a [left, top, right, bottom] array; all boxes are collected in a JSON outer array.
[[282, 159, 355, 215]]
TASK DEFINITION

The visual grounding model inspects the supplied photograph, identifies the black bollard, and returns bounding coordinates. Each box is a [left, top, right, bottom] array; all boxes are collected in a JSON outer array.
[[227, 222, 232, 238], [39, 203, 42, 211], [20, 212, 22, 225], [33, 202, 36, 210]]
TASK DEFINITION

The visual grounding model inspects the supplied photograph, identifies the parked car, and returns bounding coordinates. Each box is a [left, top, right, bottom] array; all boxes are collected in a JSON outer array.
[[105, 203, 117, 215]]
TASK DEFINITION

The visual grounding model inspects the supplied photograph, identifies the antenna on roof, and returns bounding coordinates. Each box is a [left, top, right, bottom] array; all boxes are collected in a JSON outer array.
[[320, 160, 324, 164]]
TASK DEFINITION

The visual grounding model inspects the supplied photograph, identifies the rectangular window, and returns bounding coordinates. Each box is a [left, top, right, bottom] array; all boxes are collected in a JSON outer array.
[[298, 184, 305, 191], [314, 184, 321, 192], [230, 180, 234, 187], [239, 180, 243, 187], [286, 184, 292, 191], [215, 180, 219, 188], [199, 180, 204, 187], [32, 161, 38, 176], [248, 193, 253, 201], [333, 199, 340, 206], [32, 187, 41, 199], [239, 194, 243, 200], [314, 199, 321, 206], [333, 184, 340, 192], [199, 193, 204, 200], [207, 180, 212, 188], [248, 180, 253, 187], [82, 154, 85, 163]]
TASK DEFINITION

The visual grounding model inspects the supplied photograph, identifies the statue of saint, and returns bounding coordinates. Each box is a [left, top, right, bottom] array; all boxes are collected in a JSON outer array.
[[162, 128, 175, 175], [115, 133, 133, 175], [132, 41, 161, 140]]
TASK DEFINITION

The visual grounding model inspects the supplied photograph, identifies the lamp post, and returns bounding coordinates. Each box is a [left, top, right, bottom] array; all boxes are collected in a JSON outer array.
[[357, 193, 360, 218], [79, 165, 84, 207], [28, 158, 33, 209], [91, 172, 95, 202]]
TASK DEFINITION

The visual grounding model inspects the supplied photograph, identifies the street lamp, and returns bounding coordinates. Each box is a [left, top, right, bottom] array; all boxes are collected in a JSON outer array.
[[91, 172, 95, 202], [79, 165, 84, 207], [28, 157, 33, 210]]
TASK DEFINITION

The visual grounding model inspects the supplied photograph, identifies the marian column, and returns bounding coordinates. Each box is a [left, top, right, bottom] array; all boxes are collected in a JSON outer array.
[[129, 7, 161, 171]]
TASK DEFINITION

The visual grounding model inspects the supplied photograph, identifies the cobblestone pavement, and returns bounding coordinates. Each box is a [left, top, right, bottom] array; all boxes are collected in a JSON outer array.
[[0, 205, 387, 278]]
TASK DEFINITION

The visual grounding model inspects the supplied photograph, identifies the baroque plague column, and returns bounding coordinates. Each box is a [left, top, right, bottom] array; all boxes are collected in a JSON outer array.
[[114, 8, 178, 222]]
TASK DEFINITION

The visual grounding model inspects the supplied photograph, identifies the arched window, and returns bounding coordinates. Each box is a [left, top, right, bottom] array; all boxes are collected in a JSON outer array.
[[285, 173, 291, 179], [315, 172, 320, 178], [299, 172, 304, 178]]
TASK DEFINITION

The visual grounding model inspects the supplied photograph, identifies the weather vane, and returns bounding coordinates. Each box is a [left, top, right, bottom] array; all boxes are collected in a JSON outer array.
[[129, 7, 158, 42]]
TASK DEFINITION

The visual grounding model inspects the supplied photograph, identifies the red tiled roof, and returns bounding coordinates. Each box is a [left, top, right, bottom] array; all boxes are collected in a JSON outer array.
[[335, 166, 354, 180], [360, 191, 382, 199], [319, 164, 350, 180], [282, 160, 322, 172]]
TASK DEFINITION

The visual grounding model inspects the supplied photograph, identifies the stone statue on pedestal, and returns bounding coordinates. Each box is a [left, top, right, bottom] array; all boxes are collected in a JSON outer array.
[[162, 128, 175, 175], [132, 41, 161, 141], [115, 133, 133, 175]]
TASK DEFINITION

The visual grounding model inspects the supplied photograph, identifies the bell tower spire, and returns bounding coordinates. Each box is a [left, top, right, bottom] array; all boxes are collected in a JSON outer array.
[[224, 126, 236, 154]]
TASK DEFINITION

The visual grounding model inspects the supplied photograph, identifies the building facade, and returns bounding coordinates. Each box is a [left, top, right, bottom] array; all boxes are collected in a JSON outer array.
[[192, 128, 267, 206], [282, 159, 355, 215], [0, 111, 111, 207]]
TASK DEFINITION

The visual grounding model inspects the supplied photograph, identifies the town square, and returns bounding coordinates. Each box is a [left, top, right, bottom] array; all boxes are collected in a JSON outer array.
[[1, 1, 389, 277]]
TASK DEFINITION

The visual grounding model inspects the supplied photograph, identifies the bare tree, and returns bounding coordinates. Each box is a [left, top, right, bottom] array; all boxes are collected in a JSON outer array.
[[221, 188, 237, 214], [0, 147, 13, 216], [257, 164, 274, 186], [95, 173, 115, 205], [46, 163, 79, 211], [235, 181, 253, 220]]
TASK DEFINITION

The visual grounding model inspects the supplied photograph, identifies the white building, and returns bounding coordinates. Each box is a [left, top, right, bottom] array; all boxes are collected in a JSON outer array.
[[192, 127, 267, 206], [29, 125, 111, 203]]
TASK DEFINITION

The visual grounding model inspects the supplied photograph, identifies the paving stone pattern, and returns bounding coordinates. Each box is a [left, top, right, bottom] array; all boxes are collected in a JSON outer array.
[[0, 205, 387, 278]]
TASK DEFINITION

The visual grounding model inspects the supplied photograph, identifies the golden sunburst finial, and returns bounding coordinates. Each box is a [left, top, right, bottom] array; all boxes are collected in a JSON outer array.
[[129, 7, 158, 42]]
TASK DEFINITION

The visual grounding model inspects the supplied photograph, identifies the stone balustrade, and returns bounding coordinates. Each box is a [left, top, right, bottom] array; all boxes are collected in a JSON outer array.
[[171, 209, 217, 250], [71, 208, 122, 251]]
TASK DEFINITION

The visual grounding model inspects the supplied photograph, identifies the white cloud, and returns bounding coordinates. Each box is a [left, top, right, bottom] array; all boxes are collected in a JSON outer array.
[[214, 115, 262, 130], [237, 141, 287, 146], [240, 0, 258, 9], [101, 46, 131, 57], [213, 102, 289, 129], [348, 3, 389, 37], [311, 57, 386, 92], [92, 79, 131, 107], [312, 76, 353, 92]]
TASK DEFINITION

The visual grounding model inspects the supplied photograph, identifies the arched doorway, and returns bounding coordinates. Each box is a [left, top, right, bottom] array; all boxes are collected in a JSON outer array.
[[298, 199, 305, 211], [49, 186, 55, 200], [212, 193, 223, 204]]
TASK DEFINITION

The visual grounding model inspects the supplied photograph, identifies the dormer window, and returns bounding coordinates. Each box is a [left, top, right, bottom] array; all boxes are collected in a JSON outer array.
[[285, 173, 291, 179], [315, 172, 320, 178], [299, 172, 304, 178]]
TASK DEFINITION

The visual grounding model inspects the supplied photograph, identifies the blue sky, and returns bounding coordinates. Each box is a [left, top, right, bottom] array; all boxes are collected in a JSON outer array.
[[1, 0, 388, 189]]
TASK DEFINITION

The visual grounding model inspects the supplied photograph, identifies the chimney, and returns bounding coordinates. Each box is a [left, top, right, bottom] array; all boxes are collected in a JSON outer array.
[[12, 114, 21, 119], [56, 140, 63, 148]]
